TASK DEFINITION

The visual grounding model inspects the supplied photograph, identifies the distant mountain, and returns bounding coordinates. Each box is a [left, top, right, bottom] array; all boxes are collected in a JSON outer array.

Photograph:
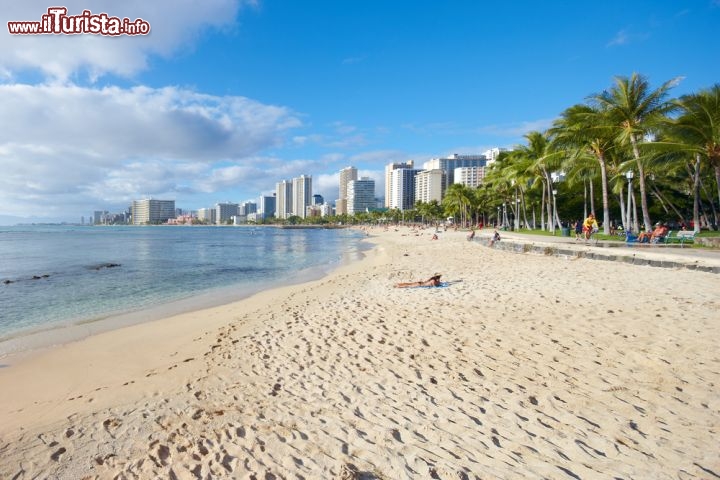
[[0, 214, 74, 226]]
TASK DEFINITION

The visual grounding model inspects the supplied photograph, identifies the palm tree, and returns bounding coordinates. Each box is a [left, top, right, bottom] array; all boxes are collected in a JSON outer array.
[[550, 104, 617, 234], [442, 183, 473, 227], [592, 73, 678, 232], [670, 84, 720, 230], [513, 131, 563, 233]]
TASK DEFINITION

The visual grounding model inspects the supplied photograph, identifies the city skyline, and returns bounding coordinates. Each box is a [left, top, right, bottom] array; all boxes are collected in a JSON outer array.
[[1, 1, 719, 224]]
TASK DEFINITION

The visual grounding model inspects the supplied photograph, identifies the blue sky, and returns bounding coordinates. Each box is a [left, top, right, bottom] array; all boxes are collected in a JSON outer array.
[[1, 0, 719, 223]]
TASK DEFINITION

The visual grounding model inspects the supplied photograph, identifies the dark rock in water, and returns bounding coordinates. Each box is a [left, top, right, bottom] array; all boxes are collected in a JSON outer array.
[[89, 263, 121, 270], [32, 274, 50, 280], [3, 279, 13, 285]]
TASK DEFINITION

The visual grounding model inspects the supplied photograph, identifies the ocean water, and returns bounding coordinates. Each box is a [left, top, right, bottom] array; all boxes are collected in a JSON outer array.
[[0, 225, 366, 346]]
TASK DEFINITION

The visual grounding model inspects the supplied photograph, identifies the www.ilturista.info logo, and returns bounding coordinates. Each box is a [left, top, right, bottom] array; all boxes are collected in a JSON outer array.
[[8, 7, 150, 35]]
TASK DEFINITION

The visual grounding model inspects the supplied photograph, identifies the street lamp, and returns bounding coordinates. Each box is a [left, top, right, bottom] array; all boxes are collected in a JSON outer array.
[[626, 171, 634, 233], [552, 189, 558, 235]]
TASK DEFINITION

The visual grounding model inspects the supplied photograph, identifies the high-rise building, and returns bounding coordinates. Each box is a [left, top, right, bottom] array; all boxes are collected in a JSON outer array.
[[257, 194, 276, 221], [454, 166, 486, 188], [131, 199, 176, 225], [347, 177, 376, 215], [215, 202, 239, 225], [276, 180, 293, 219], [292, 174, 312, 219], [197, 207, 216, 224], [483, 147, 508, 167], [385, 161, 414, 208], [415, 169, 446, 204], [337, 166, 358, 215], [422, 154, 486, 185], [389, 168, 420, 210], [312, 194, 324, 205]]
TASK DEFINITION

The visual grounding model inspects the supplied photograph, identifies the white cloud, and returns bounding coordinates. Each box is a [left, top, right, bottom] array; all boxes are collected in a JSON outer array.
[[606, 29, 650, 48], [475, 118, 555, 139], [0, 83, 300, 217], [1, 0, 254, 81]]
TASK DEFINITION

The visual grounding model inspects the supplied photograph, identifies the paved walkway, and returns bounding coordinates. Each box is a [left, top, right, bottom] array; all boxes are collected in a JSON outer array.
[[475, 229, 720, 274]]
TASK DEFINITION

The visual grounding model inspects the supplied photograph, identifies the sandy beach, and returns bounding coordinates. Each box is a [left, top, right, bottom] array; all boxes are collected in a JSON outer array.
[[1, 227, 718, 479]]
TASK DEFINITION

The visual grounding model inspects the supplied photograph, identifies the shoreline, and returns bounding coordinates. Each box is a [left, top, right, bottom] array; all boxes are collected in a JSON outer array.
[[0, 228, 370, 359], [1, 226, 718, 479]]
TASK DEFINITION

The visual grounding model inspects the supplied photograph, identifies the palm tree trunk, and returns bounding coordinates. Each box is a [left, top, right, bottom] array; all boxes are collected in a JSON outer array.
[[543, 169, 554, 232], [598, 154, 610, 234], [693, 154, 701, 233], [619, 184, 627, 231], [651, 184, 685, 222], [630, 134, 653, 231], [589, 179, 596, 216], [540, 180, 546, 231], [715, 164, 720, 228], [699, 176, 718, 230]]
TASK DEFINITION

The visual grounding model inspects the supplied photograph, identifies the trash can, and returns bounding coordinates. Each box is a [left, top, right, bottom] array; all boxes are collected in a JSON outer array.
[[561, 227, 570, 237]]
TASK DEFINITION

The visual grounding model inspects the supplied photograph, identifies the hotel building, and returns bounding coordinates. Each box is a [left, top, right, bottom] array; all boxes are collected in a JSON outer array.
[[197, 207, 216, 224], [292, 174, 312, 219], [422, 154, 486, 185], [389, 167, 420, 210], [336, 166, 358, 215], [384, 161, 414, 208], [131, 199, 176, 225], [215, 202, 239, 225], [257, 195, 276, 221], [414, 169, 446, 204], [347, 177, 376, 215], [454, 166, 486, 188], [275, 180, 293, 219]]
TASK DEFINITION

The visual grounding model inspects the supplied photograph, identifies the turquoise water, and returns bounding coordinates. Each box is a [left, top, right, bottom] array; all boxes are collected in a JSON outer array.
[[0, 225, 366, 342]]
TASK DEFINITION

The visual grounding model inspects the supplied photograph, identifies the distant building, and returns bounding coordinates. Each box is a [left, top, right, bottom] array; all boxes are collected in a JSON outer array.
[[389, 168, 420, 210], [347, 177, 376, 215], [422, 154, 486, 185], [337, 166, 358, 215], [93, 210, 106, 225], [385, 161, 414, 208], [292, 174, 312, 219], [276, 180, 293, 219], [257, 195, 276, 221], [312, 194, 324, 205], [215, 202, 239, 225], [415, 169, 445, 204], [132, 199, 176, 225], [483, 147, 508, 166], [239, 202, 257, 216], [197, 207, 216, 224], [454, 166, 486, 188]]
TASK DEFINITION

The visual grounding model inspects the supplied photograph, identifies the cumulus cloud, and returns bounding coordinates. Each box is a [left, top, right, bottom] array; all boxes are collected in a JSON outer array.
[[0, 83, 300, 217], [1, 0, 254, 81]]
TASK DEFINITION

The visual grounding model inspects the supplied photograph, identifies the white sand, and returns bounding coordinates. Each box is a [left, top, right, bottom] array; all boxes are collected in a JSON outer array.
[[0, 227, 718, 479]]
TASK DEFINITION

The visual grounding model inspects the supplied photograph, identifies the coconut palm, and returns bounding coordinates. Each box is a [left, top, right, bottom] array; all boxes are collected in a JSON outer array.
[[671, 84, 720, 230], [513, 131, 563, 233], [550, 104, 617, 234], [442, 183, 473, 227], [592, 73, 679, 232]]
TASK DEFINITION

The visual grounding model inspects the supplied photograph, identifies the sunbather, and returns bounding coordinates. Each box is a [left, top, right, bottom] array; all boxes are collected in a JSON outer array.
[[394, 274, 442, 288]]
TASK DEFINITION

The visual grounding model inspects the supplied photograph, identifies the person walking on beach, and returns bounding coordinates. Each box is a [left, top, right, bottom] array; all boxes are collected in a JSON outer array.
[[574, 219, 583, 240]]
